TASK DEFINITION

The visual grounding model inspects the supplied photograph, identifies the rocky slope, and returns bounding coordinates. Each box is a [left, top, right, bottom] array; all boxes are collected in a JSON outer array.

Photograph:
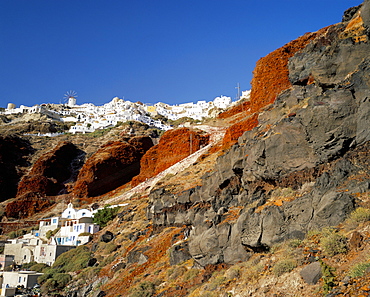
[[73, 136, 154, 198], [131, 127, 210, 187], [48, 3, 370, 296], [1, 2, 370, 297], [146, 1, 370, 267]]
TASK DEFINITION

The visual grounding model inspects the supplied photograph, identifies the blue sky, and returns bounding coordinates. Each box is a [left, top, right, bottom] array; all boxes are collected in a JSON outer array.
[[0, 0, 363, 108]]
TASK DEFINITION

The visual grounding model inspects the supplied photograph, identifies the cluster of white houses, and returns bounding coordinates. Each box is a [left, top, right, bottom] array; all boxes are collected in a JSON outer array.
[[0, 203, 100, 293], [2, 91, 250, 135]]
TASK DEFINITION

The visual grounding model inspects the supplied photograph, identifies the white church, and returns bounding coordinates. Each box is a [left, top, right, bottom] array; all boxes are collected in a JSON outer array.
[[39, 202, 100, 246]]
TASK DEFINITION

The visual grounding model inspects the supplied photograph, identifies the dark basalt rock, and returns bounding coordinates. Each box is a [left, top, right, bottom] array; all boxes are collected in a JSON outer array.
[[0, 135, 33, 201], [169, 242, 192, 266], [100, 231, 114, 243], [147, 2, 370, 267]]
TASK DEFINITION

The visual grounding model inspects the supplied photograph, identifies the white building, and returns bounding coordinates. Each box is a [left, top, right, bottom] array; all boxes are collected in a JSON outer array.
[[3, 235, 75, 266], [213, 95, 232, 109], [0, 271, 43, 290], [3, 203, 100, 267], [53, 203, 99, 246]]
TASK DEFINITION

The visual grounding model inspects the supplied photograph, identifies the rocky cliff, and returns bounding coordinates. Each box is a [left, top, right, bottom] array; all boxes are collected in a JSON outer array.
[[0, 135, 34, 201], [147, 2, 370, 267], [131, 127, 210, 187], [6, 141, 82, 218], [73, 136, 154, 198], [2, 3, 370, 297]]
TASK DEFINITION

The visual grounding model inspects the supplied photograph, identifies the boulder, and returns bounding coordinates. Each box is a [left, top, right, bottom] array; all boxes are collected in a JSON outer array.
[[300, 262, 322, 285], [100, 231, 114, 243], [169, 242, 192, 266]]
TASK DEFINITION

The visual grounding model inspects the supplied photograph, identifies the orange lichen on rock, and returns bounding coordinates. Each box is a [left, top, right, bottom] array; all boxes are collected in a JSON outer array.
[[339, 13, 367, 42], [131, 128, 209, 187], [101, 227, 183, 297], [249, 31, 322, 113], [222, 113, 259, 148]]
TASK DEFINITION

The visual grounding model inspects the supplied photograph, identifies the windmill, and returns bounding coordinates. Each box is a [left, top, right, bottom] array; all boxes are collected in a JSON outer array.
[[63, 90, 78, 107]]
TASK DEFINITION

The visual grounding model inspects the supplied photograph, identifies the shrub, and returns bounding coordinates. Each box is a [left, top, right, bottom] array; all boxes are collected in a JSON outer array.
[[52, 245, 91, 272], [182, 268, 200, 282], [93, 205, 120, 228], [98, 254, 116, 267], [206, 274, 227, 291], [41, 273, 71, 293], [287, 239, 302, 248], [7, 229, 26, 239], [273, 259, 297, 277], [349, 261, 370, 278], [30, 263, 50, 273], [102, 242, 118, 254], [46, 227, 60, 239], [22, 261, 38, 270], [167, 266, 187, 281], [78, 232, 92, 237], [320, 260, 336, 294], [129, 281, 155, 297], [347, 207, 370, 224], [75, 267, 101, 281], [320, 232, 347, 257]]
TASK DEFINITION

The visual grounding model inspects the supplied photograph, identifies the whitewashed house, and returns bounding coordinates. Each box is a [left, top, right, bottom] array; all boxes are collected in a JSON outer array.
[[213, 95, 232, 109], [3, 203, 100, 267], [53, 203, 99, 246], [0, 271, 43, 290]]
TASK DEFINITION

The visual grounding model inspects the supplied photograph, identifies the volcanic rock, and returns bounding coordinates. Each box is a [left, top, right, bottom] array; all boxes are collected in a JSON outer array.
[[0, 135, 33, 201], [5, 141, 81, 218], [131, 127, 209, 187], [73, 136, 154, 197], [147, 4, 370, 267], [17, 141, 82, 197], [300, 262, 322, 285]]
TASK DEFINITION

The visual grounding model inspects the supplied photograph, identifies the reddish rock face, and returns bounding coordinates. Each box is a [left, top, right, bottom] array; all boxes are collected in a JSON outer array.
[[0, 135, 33, 201], [5, 192, 54, 219], [16, 141, 81, 197], [249, 30, 326, 113], [73, 136, 154, 198], [5, 141, 81, 219], [217, 29, 328, 148], [222, 113, 259, 148], [131, 128, 210, 187]]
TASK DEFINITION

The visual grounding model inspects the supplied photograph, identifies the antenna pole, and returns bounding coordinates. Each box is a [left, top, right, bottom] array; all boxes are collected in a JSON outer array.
[[235, 83, 240, 101]]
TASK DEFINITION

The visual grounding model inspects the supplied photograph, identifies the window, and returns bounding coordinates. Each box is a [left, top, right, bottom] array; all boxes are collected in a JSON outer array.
[[52, 218, 57, 224]]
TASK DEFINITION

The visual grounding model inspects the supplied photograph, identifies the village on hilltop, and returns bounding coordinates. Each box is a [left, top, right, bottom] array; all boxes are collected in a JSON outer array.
[[1, 90, 250, 135]]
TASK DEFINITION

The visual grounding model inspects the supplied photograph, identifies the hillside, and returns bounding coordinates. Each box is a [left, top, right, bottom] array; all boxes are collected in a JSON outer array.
[[1, 2, 370, 296]]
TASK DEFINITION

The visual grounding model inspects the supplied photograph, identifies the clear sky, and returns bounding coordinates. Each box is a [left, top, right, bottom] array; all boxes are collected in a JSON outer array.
[[0, 0, 363, 108]]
